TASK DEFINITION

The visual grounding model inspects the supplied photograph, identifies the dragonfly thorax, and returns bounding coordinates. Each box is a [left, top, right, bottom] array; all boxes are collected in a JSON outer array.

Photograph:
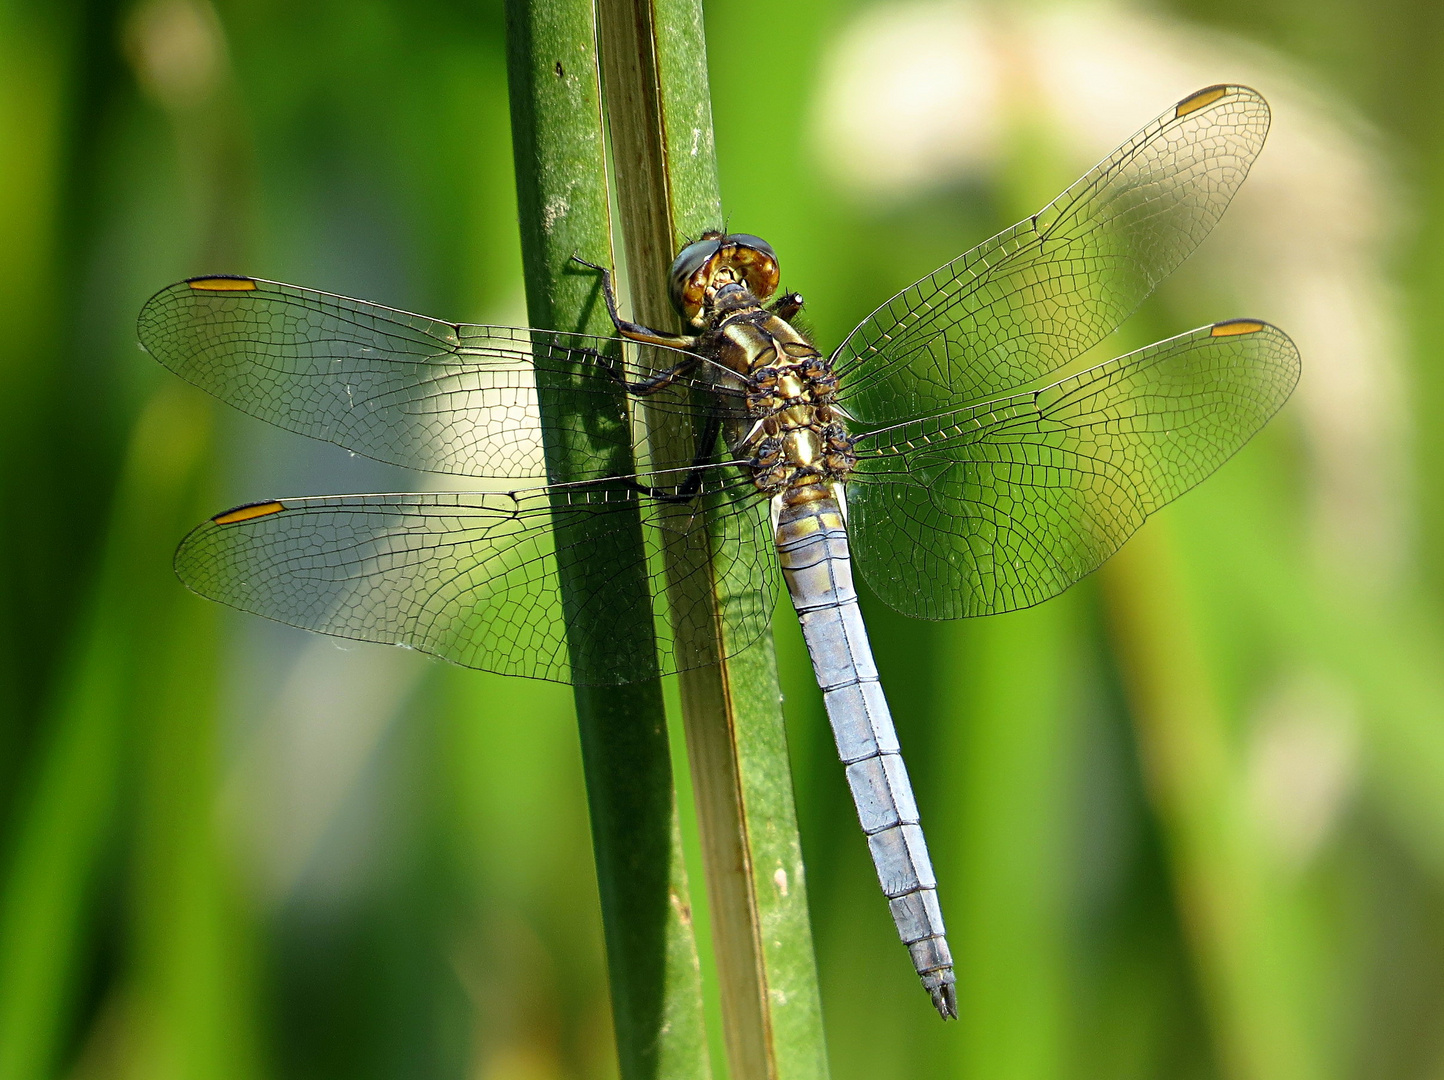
[[705, 306, 857, 495]]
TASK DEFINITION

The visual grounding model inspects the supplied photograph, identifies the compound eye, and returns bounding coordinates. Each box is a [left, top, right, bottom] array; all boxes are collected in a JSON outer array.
[[725, 234, 776, 262], [723, 233, 780, 302], [668, 236, 723, 319]]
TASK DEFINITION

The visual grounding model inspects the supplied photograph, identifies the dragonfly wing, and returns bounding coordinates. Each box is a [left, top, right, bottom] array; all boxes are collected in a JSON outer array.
[[138, 276, 713, 481], [847, 320, 1299, 619], [175, 473, 776, 685], [834, 85, 1271, 423]]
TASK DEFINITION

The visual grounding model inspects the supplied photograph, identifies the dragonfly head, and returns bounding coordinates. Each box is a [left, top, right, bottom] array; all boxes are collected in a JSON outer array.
[[669, 231, 779, 326]]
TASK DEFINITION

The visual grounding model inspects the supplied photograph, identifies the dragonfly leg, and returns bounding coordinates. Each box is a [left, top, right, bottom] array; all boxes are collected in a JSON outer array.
[[569, 256, 702, 392], [770, 291, 804, 321], [570, 256, 704, 394], [614, 354, 704, 396], [624, 411, 723, 504]]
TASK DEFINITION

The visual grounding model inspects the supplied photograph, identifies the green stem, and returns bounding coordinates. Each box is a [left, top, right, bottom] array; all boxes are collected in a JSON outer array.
[[595, 1, 829, 1076], [502, 4, 710, 1079], [1103, 524, 1325, 1080], [0, 389, 220, 1080]]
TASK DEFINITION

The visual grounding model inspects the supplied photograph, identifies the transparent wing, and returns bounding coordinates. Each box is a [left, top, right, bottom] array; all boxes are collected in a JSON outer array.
[[137, 276, 718, 481], [834, 85, 1271, 424], [175, 471, 777, 686], [847, 320, 1300, 619]]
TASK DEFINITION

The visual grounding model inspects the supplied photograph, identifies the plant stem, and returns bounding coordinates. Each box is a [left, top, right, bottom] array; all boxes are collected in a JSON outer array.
[[595, 1, 830, 1076], [1103, 524, 1325, 1080], [503, 4, 710, 1078]]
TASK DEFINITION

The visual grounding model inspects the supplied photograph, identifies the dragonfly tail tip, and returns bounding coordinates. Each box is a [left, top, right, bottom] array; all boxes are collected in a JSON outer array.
[[926, 972, 958, 1020]]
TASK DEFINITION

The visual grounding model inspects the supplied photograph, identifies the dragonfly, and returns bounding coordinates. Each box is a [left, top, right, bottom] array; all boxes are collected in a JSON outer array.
[[138, 84, 1299, 1019]]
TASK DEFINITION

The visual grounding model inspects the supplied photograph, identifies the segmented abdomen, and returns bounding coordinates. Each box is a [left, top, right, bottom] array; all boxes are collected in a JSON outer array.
[[773, 488, 957, 1018]]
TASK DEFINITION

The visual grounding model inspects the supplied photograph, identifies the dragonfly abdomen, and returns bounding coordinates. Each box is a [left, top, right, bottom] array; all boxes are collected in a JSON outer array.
[[774, 485, 957, 1019]]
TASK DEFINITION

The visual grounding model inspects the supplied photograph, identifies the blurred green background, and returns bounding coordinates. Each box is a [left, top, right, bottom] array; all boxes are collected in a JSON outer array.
[[4, 0, 1444, 1078]]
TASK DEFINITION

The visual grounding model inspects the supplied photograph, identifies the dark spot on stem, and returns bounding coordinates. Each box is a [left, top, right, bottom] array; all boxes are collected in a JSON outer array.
[[555, 61, 564, 77]]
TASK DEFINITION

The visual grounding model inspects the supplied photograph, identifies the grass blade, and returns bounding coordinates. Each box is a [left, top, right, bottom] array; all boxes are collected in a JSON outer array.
[[503, 3, 711, 1077], [597, 0, 830, 1074]]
